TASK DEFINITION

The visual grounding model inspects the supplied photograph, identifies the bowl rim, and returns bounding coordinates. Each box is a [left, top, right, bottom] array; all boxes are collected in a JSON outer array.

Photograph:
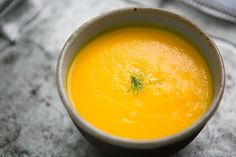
[[56, 7, 225, 149]]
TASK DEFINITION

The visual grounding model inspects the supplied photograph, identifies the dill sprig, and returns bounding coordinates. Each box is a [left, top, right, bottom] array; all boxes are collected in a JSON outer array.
[[129, 72, 143, 95], [128, 71, 159, 95]]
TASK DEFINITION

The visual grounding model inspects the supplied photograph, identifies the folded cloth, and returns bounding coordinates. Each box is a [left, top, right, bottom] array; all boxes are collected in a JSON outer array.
[[0, 0, 42, 42], [0, 0, 22, 18], [179, 0, 236, 23]]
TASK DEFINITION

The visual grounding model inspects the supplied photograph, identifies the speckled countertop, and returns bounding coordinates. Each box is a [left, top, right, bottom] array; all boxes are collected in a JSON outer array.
[[0, 0, 235, 157]]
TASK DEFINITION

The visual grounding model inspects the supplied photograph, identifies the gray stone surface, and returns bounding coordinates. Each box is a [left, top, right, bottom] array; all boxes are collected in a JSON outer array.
[[0, 0, 235, 156]]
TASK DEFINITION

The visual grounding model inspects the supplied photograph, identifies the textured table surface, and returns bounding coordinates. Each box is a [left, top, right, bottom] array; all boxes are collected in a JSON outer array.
[[0, 0, 235, 157]]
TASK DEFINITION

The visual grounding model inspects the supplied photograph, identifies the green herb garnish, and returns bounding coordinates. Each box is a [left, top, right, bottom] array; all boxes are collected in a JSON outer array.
[[129, 72, 143, 95], [128, 71, 159, 95]]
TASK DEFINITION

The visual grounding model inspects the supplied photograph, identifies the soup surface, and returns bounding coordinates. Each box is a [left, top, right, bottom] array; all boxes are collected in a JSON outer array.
[[67, 26, 212, 139]]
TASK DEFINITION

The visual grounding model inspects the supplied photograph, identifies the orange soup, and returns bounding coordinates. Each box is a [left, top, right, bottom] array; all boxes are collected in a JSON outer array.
[[67, 26, 213, 139]]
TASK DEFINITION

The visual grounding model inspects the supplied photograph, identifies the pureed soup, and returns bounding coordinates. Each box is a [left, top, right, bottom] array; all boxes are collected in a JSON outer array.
[[67, 26, 213, 140]]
